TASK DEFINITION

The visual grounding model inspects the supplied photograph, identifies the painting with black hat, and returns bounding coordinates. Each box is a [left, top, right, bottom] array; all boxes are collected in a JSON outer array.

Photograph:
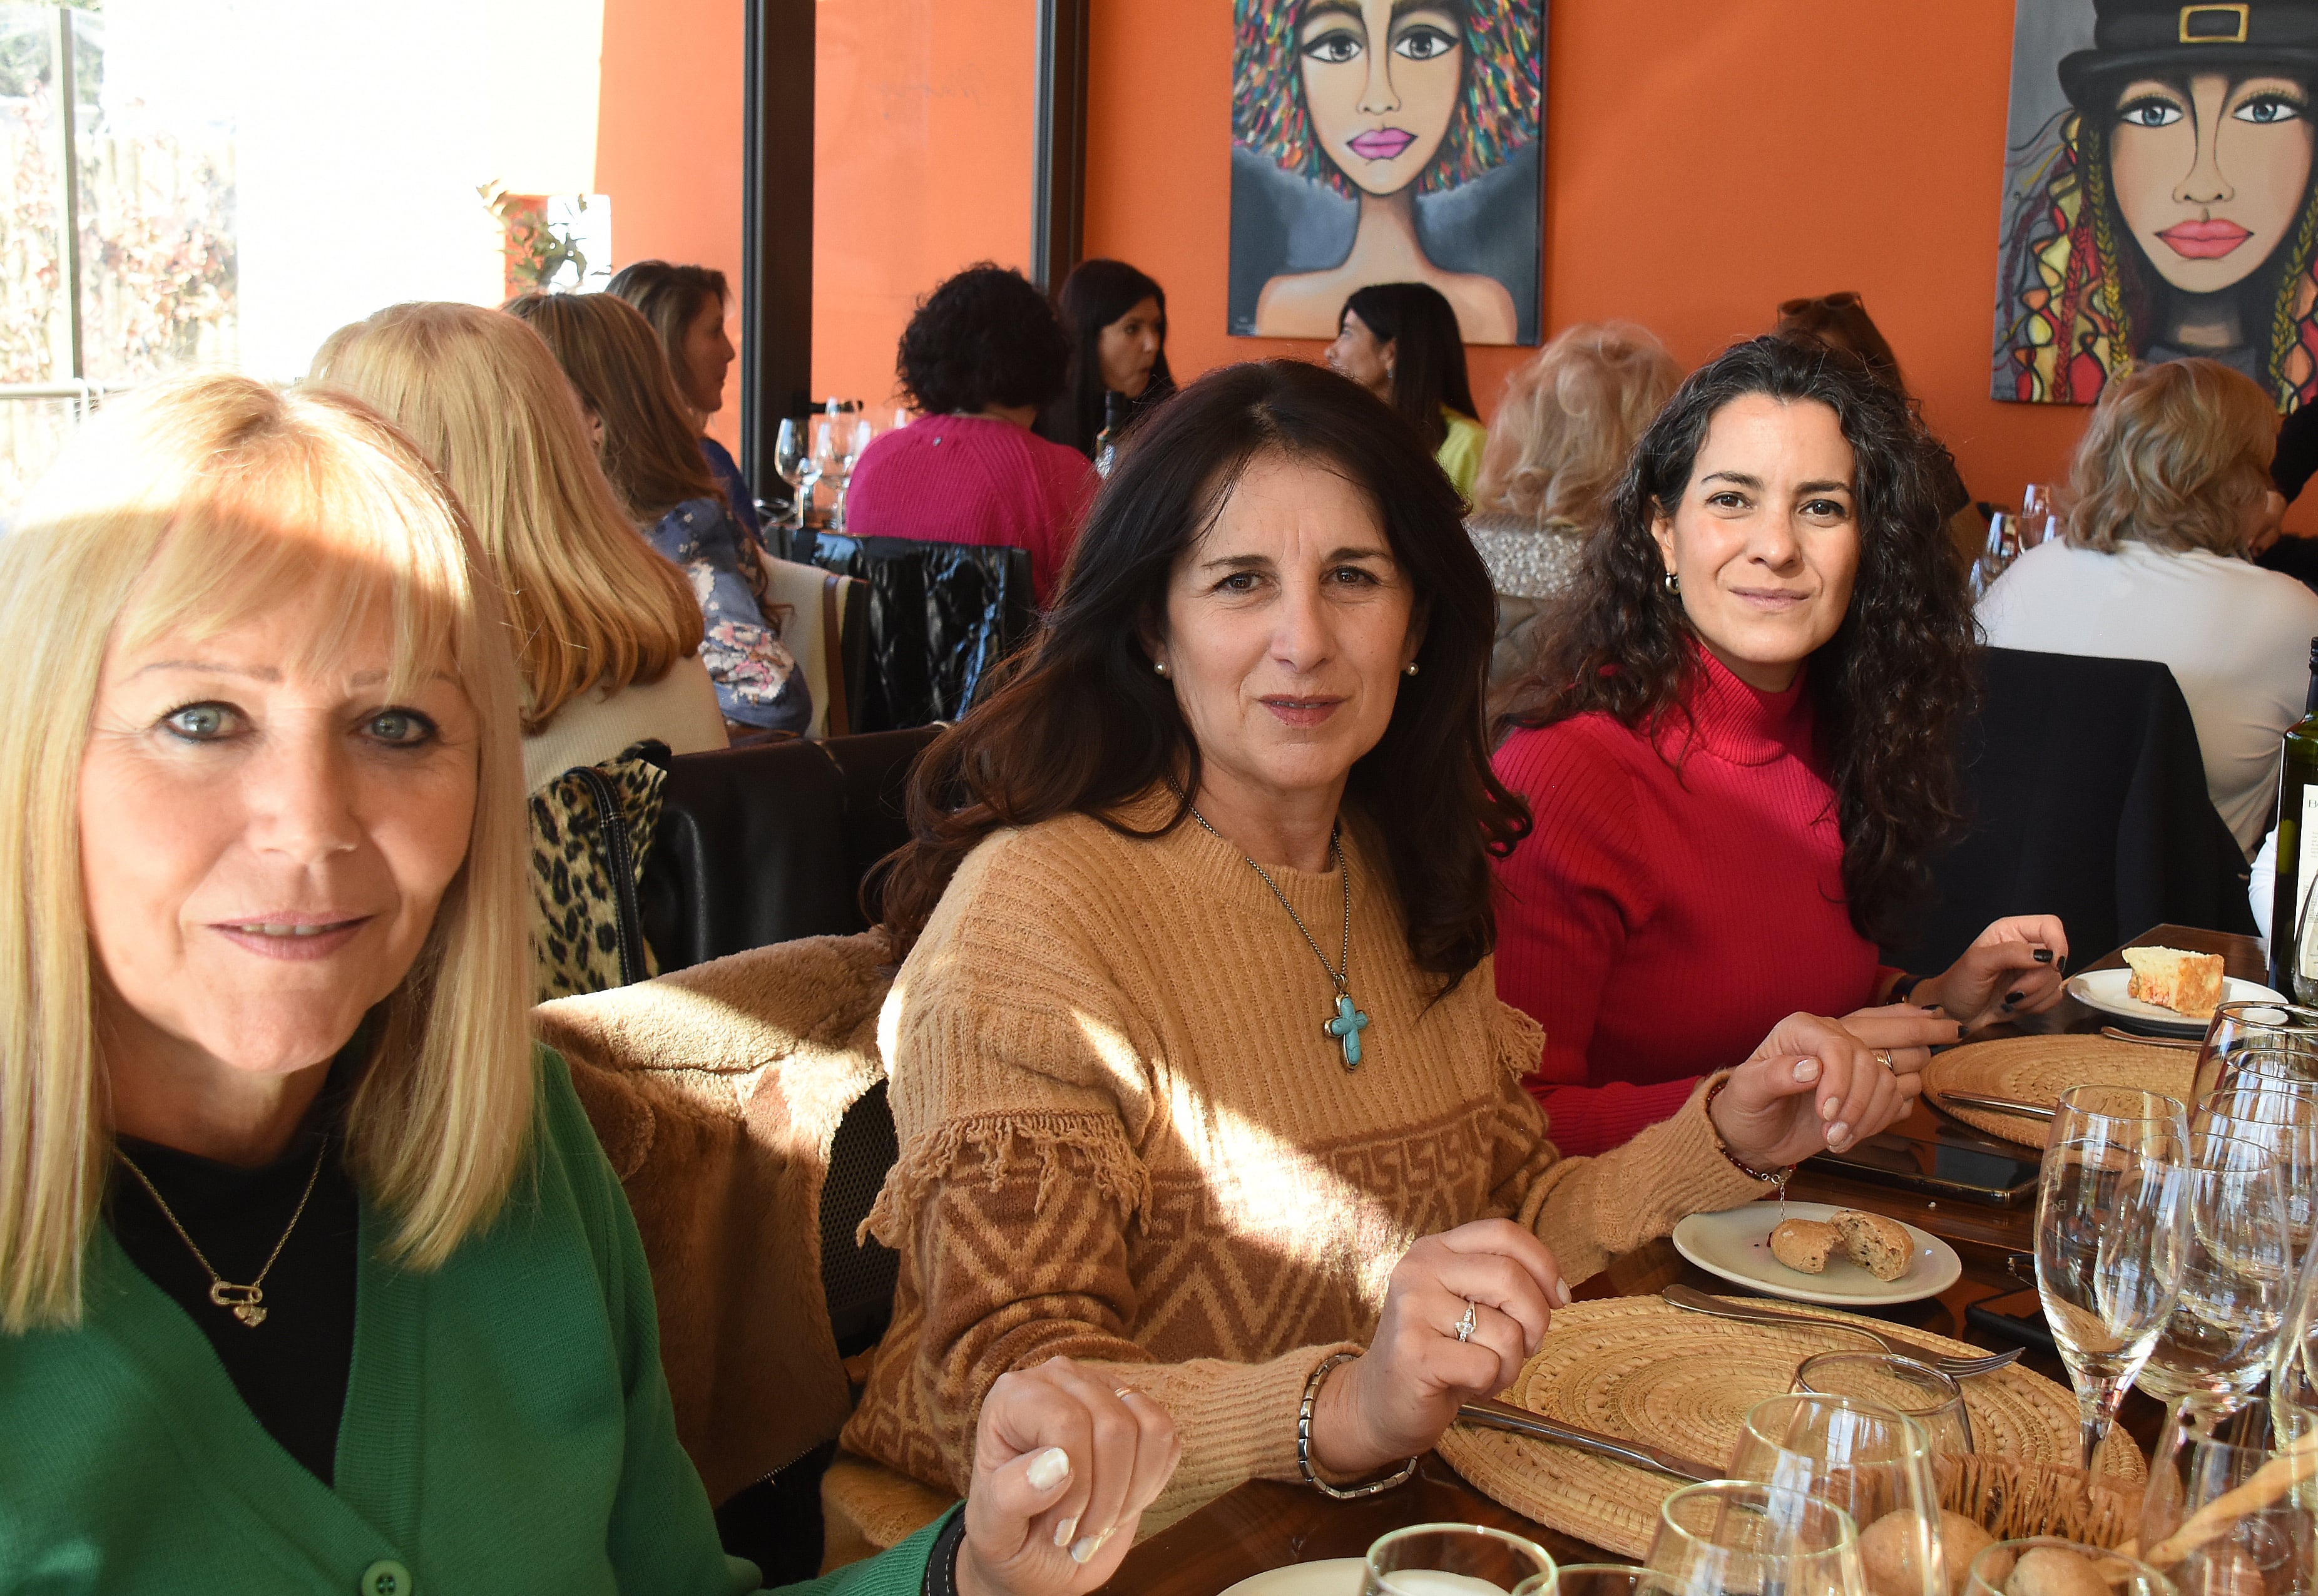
[[1994, 0, 2318, 408]]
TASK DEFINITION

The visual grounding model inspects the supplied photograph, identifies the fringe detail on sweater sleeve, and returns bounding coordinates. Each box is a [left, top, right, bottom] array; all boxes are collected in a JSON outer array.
[[861, 1110, 1151, 1249]]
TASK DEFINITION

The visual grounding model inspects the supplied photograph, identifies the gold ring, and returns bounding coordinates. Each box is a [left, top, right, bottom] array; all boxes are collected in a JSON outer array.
[[1874, 1048, 1894, 1073], [1454, 1299, 1478, 1343], [1113, 1386, 1135, 1401]]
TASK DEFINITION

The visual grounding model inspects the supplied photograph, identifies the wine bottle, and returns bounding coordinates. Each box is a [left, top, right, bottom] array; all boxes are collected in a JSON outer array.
[[2269, 637, 2318, 992]]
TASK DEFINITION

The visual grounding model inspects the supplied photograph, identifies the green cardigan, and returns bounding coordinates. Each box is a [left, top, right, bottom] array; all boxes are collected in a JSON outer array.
[[0, 1048, 946, 1596]]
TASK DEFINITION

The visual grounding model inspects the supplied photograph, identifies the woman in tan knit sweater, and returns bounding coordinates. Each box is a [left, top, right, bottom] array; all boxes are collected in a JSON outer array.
[[833, 360, 1956, 1542]]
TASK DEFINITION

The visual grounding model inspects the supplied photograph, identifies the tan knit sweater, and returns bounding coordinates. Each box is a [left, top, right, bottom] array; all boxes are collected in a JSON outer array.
[[838, 795, 1768, 1530]]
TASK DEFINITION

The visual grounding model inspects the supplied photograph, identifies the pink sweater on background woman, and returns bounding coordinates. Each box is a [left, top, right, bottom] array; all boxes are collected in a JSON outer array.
[[1489, 647, 1891, 1157], [842, 414, 1098, 605]]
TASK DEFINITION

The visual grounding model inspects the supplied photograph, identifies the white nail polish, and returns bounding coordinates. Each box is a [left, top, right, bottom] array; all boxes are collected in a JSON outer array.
[[1053, 1515, 1079, 1550], [1070, 1528, 1113, 1565], [1555, 1279, 1573, 1306], [1828, 1123, 1849, 1145], [1026, 1448, 1071, 1491]]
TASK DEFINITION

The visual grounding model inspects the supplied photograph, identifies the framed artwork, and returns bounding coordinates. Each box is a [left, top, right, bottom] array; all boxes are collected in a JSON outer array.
[[1229, 0, 1544, 345], [1993, 0, 2318, 409]]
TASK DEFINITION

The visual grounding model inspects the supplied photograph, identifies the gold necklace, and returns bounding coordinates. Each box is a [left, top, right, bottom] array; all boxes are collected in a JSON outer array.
[[113, 1138, 327, 1328]]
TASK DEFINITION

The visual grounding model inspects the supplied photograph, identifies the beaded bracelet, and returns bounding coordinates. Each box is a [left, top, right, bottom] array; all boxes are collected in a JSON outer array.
[[1702, 1073, 1797, 1189], [1296, 1351, 1419, 1500]]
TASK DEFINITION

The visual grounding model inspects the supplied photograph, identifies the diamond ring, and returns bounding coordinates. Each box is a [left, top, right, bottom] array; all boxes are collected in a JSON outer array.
[[1454, 1299, 1478, 1343], [1874, 1048, 1894, 1074]]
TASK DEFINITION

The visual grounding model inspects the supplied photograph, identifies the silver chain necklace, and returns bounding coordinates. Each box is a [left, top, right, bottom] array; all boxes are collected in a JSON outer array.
[[1188, 806, 1372, 1070]]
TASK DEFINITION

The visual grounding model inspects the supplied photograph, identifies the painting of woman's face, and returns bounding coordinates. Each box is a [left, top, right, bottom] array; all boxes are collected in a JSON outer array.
[[2110, 72, 2315, 295], [1298, 0, 1465, 199]]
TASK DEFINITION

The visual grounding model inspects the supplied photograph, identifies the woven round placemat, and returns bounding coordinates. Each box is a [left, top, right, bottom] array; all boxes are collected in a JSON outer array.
[[1434, 1294, 2147, 1560], [1922, 1036, 2195, 1148]]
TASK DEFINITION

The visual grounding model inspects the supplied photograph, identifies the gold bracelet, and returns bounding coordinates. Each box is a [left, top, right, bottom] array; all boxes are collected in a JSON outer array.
[[1702, 1073, 1797, 1187], [1296, 1351, 1419, 1500]]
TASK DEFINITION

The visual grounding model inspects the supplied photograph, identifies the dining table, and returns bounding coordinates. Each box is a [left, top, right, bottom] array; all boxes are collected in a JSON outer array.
[[1096, 923, 2261, 1596]]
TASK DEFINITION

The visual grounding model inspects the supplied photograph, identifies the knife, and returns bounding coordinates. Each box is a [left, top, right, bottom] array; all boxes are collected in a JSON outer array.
[[1454, 1396, 1717, 1483], [1930, 1087, 2055, 1122]]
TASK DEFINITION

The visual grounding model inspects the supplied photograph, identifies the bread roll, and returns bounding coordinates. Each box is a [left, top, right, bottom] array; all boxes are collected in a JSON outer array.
[[1832, 1209, 1914, 1282], [1859, 1509, 1994, 1596], [2004, 1546, 2108, 1596], [1770, 1218, 1838, 1273]]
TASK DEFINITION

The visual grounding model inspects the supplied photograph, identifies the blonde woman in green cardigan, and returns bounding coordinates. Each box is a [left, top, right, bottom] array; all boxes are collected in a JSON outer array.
[[0, 375, 1176, 1595]]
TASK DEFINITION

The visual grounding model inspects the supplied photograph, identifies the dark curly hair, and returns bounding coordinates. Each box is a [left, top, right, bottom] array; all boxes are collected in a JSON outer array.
[[878, 359, 1531, 984], [1494, 335, 1974, 943], [897, 263, 1071, 416]]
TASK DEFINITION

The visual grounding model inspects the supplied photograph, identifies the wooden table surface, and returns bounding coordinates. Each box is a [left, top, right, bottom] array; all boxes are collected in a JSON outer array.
[[1099, 924, 2257, 1596]]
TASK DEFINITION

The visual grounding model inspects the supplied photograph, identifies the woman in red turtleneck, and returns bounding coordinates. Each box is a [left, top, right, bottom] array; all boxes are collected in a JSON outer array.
[[1490, 336, 2070, 1157]]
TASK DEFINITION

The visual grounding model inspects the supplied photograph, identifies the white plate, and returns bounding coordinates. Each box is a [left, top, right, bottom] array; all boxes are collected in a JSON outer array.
[[1670, 1200, 1962, 1307], [2065, 968, 2280, 1038], [1217, 1559, 1367, 1596]]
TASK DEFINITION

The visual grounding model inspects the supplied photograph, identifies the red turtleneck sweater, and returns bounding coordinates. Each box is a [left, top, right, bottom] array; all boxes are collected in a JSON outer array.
[[1490, 650, 1887, 1157]]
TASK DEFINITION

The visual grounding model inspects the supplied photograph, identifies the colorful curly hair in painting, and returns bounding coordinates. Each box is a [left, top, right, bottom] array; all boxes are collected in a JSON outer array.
[[1232, 0, 1541, 197], [1996, 110, 2318, 410]]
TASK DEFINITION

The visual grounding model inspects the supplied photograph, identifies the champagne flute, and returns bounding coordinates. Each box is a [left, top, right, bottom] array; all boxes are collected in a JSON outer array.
[[1725, 1394, 1944, 1596], [772, 417, 808, 532], [2135, 1131, 2294, 1434], [2139, 1398, 2317, 1596], [1961, 1540, 2173, 1596], [1363, 1523, 1556, 1596], [2034, 1085, 2193, 1470], [1645, 1481, 1866, 1596], [1791, 1352, 1974, 1455]]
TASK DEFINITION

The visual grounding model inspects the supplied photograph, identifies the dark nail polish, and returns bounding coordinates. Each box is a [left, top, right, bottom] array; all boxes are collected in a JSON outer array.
[[2058, 957, 2068, 974], [2033, 948, 2053, 964], [2005, 989, 2025, 1005]]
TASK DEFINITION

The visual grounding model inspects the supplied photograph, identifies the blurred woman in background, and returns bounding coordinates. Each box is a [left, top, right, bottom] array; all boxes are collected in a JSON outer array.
[[509, 290, 810, 739], [845, 263, 1098, 606], [607, 259, 762, 539], [1468, 322, 1681, 688], [310, 301, 726, 789], [1325, 282, 1486, 499], [1039, 258, 1176, 459]]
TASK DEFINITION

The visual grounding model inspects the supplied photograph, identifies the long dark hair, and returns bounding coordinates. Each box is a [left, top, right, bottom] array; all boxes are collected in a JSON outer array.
[[1494, 335, 1974, 942], [1342, 282, 1478, 454], [879, 359, 1529, 983], [605, 258, 726, 401], [1041, 258, 1177, 457]]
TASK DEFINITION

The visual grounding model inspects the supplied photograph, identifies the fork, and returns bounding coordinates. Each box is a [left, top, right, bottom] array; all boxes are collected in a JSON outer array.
[[1660, 1284, 2024, 1376]]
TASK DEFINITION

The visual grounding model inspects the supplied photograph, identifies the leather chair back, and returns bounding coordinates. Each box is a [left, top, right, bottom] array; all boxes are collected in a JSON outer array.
[[799, 532, 1035, 731]]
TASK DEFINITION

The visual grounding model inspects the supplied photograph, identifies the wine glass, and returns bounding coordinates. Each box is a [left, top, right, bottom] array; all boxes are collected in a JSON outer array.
[[1645, 1481, 1866, 1596], [1971, 513, 2018, 601], [807, 417, 840, 528], [1363, 1523, 1557, 1596], [2135, 1132, 2294, 1434], [1791, 1352, 1974, 1455], [2021, 483, 2056, 546], [2139, 1398, 2317, 1596], [1961, 1540, 2175, 1596], [2192, 1001, 2318, 1104], [1529, 1570, 1651, 1596], [1726, 1394, 1943, 1596], [772, 417, 808, 532], [2197, 1077, 2318, 1271], [2034, 1085, 2193, 1470], [2275, 1239, 2318, 1450]]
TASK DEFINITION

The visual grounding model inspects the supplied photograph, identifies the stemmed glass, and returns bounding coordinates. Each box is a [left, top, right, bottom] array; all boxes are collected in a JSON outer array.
[[808, 418, 840, 531], [2033, 1085, 2193, 1470], [773, 417, 809, 534], [1363, 1523, 1556, 1596], [1970, 512, 2019, 601], [1725, 1394, 1944, 1596], [2277, 1240, 2318, 1450], [2192, 1001, 2318, 1103], [1791, 1352, 1974, 1455], [2021, 482, 2057, 546], [2139, 1398, 2317, 1596], [2134, 1131, 2294, 1435], [1643, 1481, 1866, 1596], [835, 417, 873, 532], [2198, 1077, 2318, 1272]]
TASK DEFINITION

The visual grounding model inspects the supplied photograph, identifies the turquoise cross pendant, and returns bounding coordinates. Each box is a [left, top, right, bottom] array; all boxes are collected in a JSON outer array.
[[1324, 992, 1371, 1070]]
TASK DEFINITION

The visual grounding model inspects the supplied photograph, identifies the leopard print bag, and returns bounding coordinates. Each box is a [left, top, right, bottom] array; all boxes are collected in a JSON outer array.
[[529, 741, 669, 1003]]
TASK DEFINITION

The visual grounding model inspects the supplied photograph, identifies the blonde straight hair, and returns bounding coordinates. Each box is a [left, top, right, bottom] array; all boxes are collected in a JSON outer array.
[[310, 302, 703, 732], [2064, 356, 2279, 556], [0, 374, 534, 1333], [1473, 322, 1682, 529]]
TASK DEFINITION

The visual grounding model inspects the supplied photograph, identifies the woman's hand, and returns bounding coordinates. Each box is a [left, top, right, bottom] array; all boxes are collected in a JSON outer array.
[[1710, 1009, 1958, 1167], [1307, 1220, 1567, 1479], [955, 1358, 1180, 1596], [1911, 916, 2069, 1029]]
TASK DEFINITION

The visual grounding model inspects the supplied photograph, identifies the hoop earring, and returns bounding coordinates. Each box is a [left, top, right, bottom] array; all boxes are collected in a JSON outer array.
[[1662, 571, 1681, 595]]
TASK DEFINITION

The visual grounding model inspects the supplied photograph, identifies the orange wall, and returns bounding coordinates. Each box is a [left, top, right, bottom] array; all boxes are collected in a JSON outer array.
[[811, 1, 1039, 412], [1085, 0, 2093, 517], [594, 0, 748, 454]]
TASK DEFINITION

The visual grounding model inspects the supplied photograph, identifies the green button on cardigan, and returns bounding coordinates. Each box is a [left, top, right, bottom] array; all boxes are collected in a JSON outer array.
[[0, 1047, 943, 1596]]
